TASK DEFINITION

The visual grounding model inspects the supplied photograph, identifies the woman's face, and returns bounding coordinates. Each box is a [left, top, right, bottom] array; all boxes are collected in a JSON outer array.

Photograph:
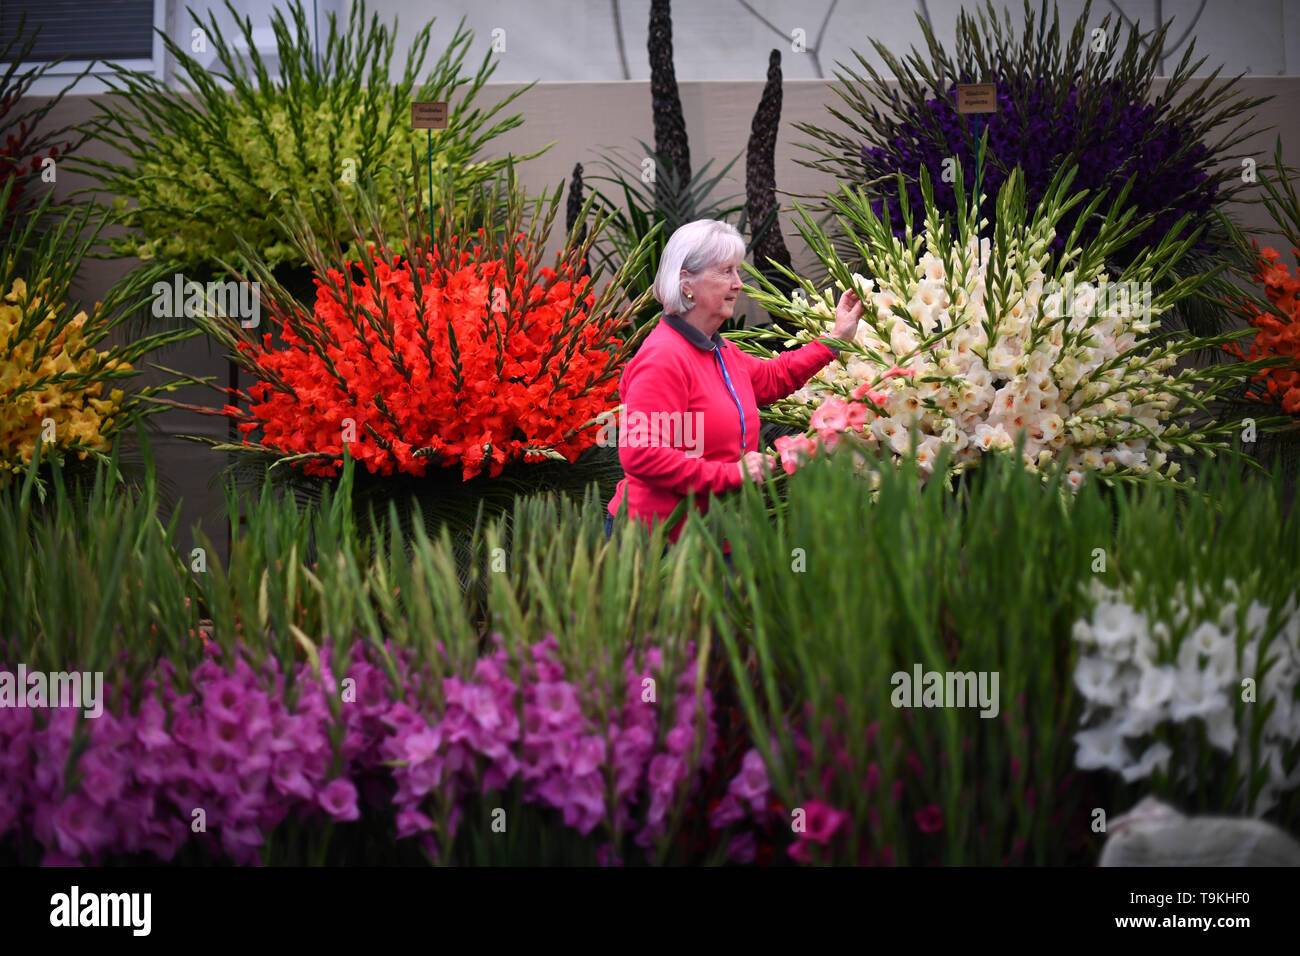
[[683, 258, 743, 325]]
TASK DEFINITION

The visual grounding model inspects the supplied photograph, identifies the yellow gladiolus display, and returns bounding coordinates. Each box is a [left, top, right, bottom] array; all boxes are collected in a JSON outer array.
[[0, 278, 132, 473]]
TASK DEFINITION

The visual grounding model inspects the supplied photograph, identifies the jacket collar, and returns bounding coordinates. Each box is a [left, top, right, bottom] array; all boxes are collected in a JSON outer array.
[[663, 313, 726, 353]]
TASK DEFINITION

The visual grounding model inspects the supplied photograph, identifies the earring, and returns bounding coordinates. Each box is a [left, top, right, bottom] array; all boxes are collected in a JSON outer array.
[[685, 291, 694, 300]]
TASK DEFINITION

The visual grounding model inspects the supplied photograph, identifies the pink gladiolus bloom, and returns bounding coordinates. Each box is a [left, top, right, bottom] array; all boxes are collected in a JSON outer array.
[[810, 397, 850, 435], [709, 793, 747, 829], [787, 840, 813, 864], [884, 365, 917, 379], [801, 799, 850, 845], [535, 681, 580, 726], [852, 382, 890, 406], [774, 434, 817, 475], [905, 751, 923, 778], [729, 748, 770, 811], [572, 735, 606, 777], [402, 727, 442, 766], [467, 685, 503, 731], [647, 753, 685, 796], [915, 804, 944, 834], [271, 751, 313, 800], [728, 831, 757, 864], [319, 778, 360, 822], [596, 842, 623, 867], [665, 725, 694, 755], [52, 793, 102, 859], [395, 807, 434, 839]]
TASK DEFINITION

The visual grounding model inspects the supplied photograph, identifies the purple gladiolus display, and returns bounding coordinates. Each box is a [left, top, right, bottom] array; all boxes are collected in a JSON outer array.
[[860, 76, 1216, 261], [0, 634, 716, 865]]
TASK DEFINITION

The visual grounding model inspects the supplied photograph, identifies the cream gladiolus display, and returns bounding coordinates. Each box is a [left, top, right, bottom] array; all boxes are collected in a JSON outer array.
[[739, 163, 1268, 489]]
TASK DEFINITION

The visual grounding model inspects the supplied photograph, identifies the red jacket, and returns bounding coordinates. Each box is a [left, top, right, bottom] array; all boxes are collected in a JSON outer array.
[[606, 313, 838, 543]]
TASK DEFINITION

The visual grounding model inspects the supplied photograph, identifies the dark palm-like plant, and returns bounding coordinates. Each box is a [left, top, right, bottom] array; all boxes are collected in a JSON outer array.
[[574, 0, 778, 333], [746, 49, 797, 337], [583, 143, 763, 330]]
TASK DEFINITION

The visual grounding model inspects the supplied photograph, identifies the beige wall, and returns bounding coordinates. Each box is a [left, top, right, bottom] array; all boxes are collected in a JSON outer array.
[[23, 77, 1300, 561]]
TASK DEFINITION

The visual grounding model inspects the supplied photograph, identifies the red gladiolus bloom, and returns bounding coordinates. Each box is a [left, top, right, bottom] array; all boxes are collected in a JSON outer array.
[[1224, 241, 1300, 416]]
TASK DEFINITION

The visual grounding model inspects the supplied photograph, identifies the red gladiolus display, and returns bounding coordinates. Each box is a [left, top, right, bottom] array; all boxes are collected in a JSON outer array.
[[230, 234, 625, 480], [1225, 243, 1300, 416]]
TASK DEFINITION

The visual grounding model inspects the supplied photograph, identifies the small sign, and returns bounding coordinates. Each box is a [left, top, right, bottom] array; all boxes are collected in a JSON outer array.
[[411, 101, 448, 129], [955, 83, 997, 115]]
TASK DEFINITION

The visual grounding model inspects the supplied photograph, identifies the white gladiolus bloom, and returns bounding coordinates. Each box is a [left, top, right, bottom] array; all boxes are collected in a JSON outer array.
[[1262, 657, 1298, 706], [913, 434, 943, 475], [1118, 699, 1165, 738], [972, 423, 1011, 452], [919, 253, 945, 282], [870, 416, 901, 445], [1091, 601, 1140, 655], [1121, 741, 1173, 783], [887, 428, 914, 456], [1169, 668, 1228, 721], [987, 339, 1022, 376], [1131, 665, 1177, 712], [1078, 448, 1103, 470], [890, 322, 921, 358], [1131, 629, 1160, 669], [1202, 707, 1239, 752], [1204, 643, 1237, 687], [1151, 619, 1171, 646], [1072, 617, 1095, 646], [1178, 621, 1230, 672], [845, 357, 874, 381], [1245, 601, 1273, 642], [1074, 722, 1130, 772], [1074, 656, 1124, 705], [1110, 445, 1141, 468], [1025, 350, 1053, 379]]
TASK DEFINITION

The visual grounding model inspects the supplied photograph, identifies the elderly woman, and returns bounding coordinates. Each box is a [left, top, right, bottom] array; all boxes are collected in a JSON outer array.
[[605, 219, 864, 551]]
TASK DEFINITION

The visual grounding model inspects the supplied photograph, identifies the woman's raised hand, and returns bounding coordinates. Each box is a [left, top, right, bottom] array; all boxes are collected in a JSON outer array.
[[737, 450, 777, 483], [832, 289, 866, 342]]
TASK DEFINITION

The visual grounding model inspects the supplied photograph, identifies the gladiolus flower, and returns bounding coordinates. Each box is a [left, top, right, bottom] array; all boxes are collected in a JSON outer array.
[[914, 804, 944, 834]]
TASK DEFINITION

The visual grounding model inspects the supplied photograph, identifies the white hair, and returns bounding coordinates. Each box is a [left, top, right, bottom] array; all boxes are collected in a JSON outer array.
[[653, 219, 746, 315]]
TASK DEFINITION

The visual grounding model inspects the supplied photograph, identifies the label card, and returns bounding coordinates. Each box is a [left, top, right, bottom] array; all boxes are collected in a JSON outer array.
[[955, 83, 997, 114], [411, 101, 448, 129]]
